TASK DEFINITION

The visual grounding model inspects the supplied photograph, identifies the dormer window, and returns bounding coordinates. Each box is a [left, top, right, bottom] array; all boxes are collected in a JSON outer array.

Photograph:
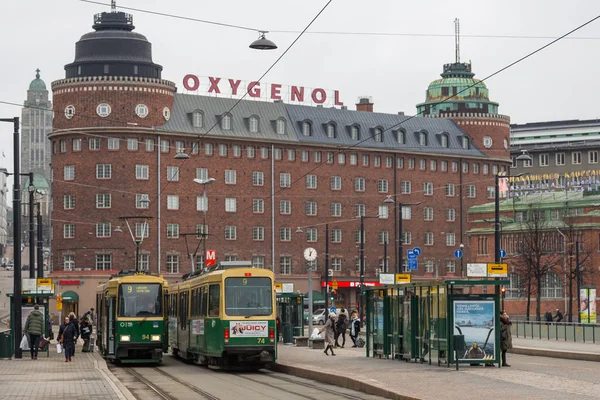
[[462, 136, 470, 149], [441, 133, 449, 148], [192, 110, 203, 128], [249, 115, 259, 133], [397, 130, 405, 144], [419, 131, 428, 146], [327, 123, 336, 138], [350, 125, 359, 140], [276, 119, 286, 135], [302, 121, 312, 136], [221, 114, 231, 130], [374, 128, 383, 142]]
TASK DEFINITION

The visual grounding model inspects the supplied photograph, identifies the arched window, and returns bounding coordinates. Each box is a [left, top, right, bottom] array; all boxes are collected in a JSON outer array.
[[350, 125, 360, 140], [302, 121, 311, 136], [276, 119, 286, 135], [441, 133, 449, 148], [541, 272, 562, 298], [192, 110, 203, 128], [327, 123, 336, 138], [221, 114, 231, 130], [374, 128, 383, 142], [249, 115, 259, 133], [419, 131, 428, 146]]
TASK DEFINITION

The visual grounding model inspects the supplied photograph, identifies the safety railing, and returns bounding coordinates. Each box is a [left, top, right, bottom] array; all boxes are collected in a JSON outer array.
[[511, 320, 599, 344]]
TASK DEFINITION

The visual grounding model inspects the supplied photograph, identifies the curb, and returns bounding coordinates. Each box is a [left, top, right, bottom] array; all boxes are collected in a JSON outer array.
[[272, 363, 422, 400], [91, 351, 137, 400], [511, 346, 600, 362]]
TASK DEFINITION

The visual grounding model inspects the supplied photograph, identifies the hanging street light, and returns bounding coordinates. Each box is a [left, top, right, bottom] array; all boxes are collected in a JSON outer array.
[[249, 31, 278, 50]]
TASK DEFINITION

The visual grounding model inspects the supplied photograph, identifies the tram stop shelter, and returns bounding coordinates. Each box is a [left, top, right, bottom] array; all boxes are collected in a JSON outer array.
[[276, 293, 305, 344], [364, 279, 508, 369]]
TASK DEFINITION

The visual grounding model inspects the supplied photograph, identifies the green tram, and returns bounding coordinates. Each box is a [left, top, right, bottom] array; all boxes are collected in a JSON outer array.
[[168, 261, 277, 369], [96, 270, 169, 363]]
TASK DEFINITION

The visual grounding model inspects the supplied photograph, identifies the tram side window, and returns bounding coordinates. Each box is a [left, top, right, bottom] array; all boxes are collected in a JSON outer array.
[[192, 289, 198, 317], [179, 292, 188, 330], [200, 286, 207, 317], [169, 293, 176, 317], [208, 284, 220, 317]]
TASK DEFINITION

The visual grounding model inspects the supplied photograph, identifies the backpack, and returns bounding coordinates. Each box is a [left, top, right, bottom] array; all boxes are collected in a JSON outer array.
[[356, 338, 365, 348]]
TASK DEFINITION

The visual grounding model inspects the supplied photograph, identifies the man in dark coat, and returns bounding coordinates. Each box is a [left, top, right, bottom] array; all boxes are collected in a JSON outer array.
[[554, 309, 564, 323], [500, 310, 513, 367], [24, 304, 44, 360]]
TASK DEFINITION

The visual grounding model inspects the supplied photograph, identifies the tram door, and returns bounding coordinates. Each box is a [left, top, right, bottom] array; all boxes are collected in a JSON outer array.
[[108, 296, 116, 355]]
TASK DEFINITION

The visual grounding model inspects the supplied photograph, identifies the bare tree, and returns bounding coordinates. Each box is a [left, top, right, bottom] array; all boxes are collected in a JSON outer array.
[[517, 204, 562, 321]]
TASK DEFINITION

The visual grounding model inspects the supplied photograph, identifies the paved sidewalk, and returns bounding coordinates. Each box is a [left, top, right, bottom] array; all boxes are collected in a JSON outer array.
[[0, 343, 133, 400], [274, 342, 600, 400], [512, 337, 600, 361]]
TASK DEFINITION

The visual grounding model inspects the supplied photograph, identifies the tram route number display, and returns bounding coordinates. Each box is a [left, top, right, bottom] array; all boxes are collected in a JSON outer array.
[[229, 321, 268, 337]]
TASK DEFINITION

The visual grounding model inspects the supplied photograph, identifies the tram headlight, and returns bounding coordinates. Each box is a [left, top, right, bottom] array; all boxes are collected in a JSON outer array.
[[151, 335, 161, 342], [120, 335, 131, 342]]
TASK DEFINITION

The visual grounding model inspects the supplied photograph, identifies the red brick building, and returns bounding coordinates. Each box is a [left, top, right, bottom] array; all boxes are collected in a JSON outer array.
[[48, 9, 511, 312]]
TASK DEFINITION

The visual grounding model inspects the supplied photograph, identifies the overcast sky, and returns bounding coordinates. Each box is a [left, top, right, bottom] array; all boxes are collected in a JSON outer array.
[[1, 0, 600, 176]]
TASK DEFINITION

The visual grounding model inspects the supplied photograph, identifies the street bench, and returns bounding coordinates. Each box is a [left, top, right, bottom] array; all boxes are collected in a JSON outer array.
[[294, 336, 325, 349], [294, 336, 308, 347]]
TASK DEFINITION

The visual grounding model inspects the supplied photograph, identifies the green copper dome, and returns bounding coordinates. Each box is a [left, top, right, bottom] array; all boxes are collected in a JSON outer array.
[[28, 69, 47, 91], [416, 62, 498, 116]]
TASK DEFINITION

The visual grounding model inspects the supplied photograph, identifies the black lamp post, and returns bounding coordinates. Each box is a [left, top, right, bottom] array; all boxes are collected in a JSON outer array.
[[1, 117, 23, 358], [27, 174, 35, 279], [36, 200, 44, 278], [383, 196, 421, 274], [358, 214, 381, 322]]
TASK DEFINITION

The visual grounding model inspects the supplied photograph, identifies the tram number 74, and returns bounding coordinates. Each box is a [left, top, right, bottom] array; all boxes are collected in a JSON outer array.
[[257, 338, 265, 344]]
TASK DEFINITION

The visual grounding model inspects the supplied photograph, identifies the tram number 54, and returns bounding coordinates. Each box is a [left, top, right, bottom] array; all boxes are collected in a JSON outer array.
[[257, 338, 265, 344]]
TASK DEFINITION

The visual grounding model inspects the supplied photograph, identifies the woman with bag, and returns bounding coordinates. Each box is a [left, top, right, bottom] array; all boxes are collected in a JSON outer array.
[[335, 309, 348, 348], [319, 312, 337, 356], [500, 310, 513, 367], [58, 316, 77, 362]]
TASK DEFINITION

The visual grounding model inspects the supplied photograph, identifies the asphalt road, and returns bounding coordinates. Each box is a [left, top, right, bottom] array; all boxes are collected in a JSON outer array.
[[111, 353, 389, 400]]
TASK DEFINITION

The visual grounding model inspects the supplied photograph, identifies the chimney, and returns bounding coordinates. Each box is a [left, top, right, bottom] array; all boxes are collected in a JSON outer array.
[[356, 96, 374, 112]]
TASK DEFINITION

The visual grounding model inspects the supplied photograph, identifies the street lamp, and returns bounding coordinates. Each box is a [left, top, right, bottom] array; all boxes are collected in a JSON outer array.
[[383, 196, 421, 274], [249, 31, 278, 50], [35, 189, 46, 279], [193, 177, 216, 269], [27, 175, 35, 279], [1, 116, 23, 358]]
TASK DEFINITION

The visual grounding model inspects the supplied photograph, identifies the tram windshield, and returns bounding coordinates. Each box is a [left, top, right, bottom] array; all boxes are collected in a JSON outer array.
[[118, 283, 162, 317], [225, 277, 273, 317]]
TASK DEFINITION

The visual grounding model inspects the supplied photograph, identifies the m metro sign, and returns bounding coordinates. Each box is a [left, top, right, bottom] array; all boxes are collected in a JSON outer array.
[[487, 263, 508, 278], [205, 250, 216, 267]]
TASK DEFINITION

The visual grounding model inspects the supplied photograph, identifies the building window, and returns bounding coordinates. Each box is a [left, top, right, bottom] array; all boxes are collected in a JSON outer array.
[[441, 160, 448, 172], [338, 153, 346, 164], [301, 150, 309, 162], [96, 222, 111, 238], [350, 126, 359, 140], [419, 159, 426, 170], [261, 147, 269, 159], [252, 226, 265, 241], [331, 202, 342, 217], [306, 201, 317, 216], [225, 226, 237, 240], [167, 166, 179, 182], [446, 260, 456, 274], [354, 177, 365, 192], [465, 185, 476, 198], [589, 151, 598, 164], [249, 116, 259, 133], [445, 184, 455, 196], [96, 103, 111, 118], [401, 181, 411, 194], [196, 195, 208, 212], [253, 199, 264, 213], [541, 272, 562, 298], [507, 273, 525, 298], [402, 232, 411, 245], [355, 204, 366, 217], [166, 255, 179, 274], [462, 162, 469, 173], [331, 257, 342, 271], [96, 164, 112, 179], [280, 256, 292, 275], [487, 186, 495, 199], [274, 148, 282, 160], [127, 138, 138, 151], [446, 233, 456, 246], [452, 161, 458, 172], [424, 207, 433, 221], [572, 152, 582, 165], [59, 140, 66, 152], [196, 167, 208, 181], [108, 138, 120, 150], [401, 206, 412, 220], [280, 173, 291, 188], [419, 132, 428, 146], [424, 182, 433, 196], [280, 200, 291, 215], [138, 254, 149, 272], [96, 194, 111, 209], [314, 151, 322, 163], [136, 165, 149, 180], [378, 205, 389, 219], [89, 138, 100, 150], [252, 256, 265, 269], [219, 144, 228, 157], [302, 121, 311, 136], [280, 227, 291, 241], [378, 179, 388, 193], [163, 224, 178, 239], [64, 194, 75, 210], [425, 260, 434, 273], [424, 232, 434, 245], [327, 124, 336, 138], [397, 130, 405, 144], [555, 153, 565, 166], [167, 195, 179, 210], [362, 154, 370, 166], [478, 236, 488, 255], [96, 254, 112, 271], [247, 146, 255, 158], [225, 198, 237, 212], [539, 153, 549, 167], [135, 222, 149, 238], [136, 194, 150, 209], [63, 224, 75, 239], [374, 128, 383, 142], [205, 143, 214, 155], [306, 228, 318, 242], [225, 170, 237, 184], [330, 229, 342, 243], [72, 138, 81, 151], [287, 149, 295, 161], [378, 231, 389, 244], [331, 176, 342, 190], [430, 160, 437, 171], [446, 208, 456, 221], [386, 156, 393, 168], [462, 136, 470, 149], [349, 154, 358, 165], [221, 114, 231, 130], [408, 158, 415, 169], [64, 254, 75, 270], [252, 171, 264, 186], [306, 175, 317, 189], [193, 111, 203, 128], [473, 163, 479, 174], [441, 134, 448, 148], [276, 119, 286, 135]]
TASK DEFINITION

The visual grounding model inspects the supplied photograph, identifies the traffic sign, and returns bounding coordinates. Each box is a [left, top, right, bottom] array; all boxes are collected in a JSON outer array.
[[332, 280, 338, 290], [413, 247, 422, 256], [275, 283, 283, 293], [395, 274, 411, 284], [487, 263, 508, 277], [407, 249, 416, 259], [205, 249, 216, 267], [499, 249, 507, 258], [329, 306, 337, 314], [408, 258, 418, 271], [454, 249, 463, 259]]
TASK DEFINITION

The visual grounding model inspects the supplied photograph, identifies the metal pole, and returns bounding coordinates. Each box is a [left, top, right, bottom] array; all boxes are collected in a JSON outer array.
[[37, 203, 43, 278], [494, 175, 500, 301], [557, 228, 568, 316], [325, 223, 329, 311], [576, 240, 581, 323], [135, 241, 140, 272], [360, 215, 365, 321], [29, 174, 35, 279], [202, 184, 207, 269], [308, 261, 313, 340], [398, 203, 403, 274], [3, 117, 23, 358], [384, 238, 388, 273]]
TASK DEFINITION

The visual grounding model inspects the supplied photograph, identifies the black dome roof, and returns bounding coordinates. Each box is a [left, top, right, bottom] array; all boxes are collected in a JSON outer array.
[[64, 11, 162, 79]]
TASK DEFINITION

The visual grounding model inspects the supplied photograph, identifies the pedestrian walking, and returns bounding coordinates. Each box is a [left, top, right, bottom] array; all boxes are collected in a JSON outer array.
[[335, 308, 347, 348], [500, 310, 512, 367], [319, 312, 337, 356], [349, 311, 361, 347], [554, 309, 564, 323], [24, 304, 44, 360], [68, 312, 80, 355], [59, 316, 77, 362], [80, 316, 92, 352]]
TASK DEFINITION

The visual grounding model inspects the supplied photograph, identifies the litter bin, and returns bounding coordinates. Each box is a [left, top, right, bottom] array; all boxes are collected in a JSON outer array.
[[0, 330, 13, 360]]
